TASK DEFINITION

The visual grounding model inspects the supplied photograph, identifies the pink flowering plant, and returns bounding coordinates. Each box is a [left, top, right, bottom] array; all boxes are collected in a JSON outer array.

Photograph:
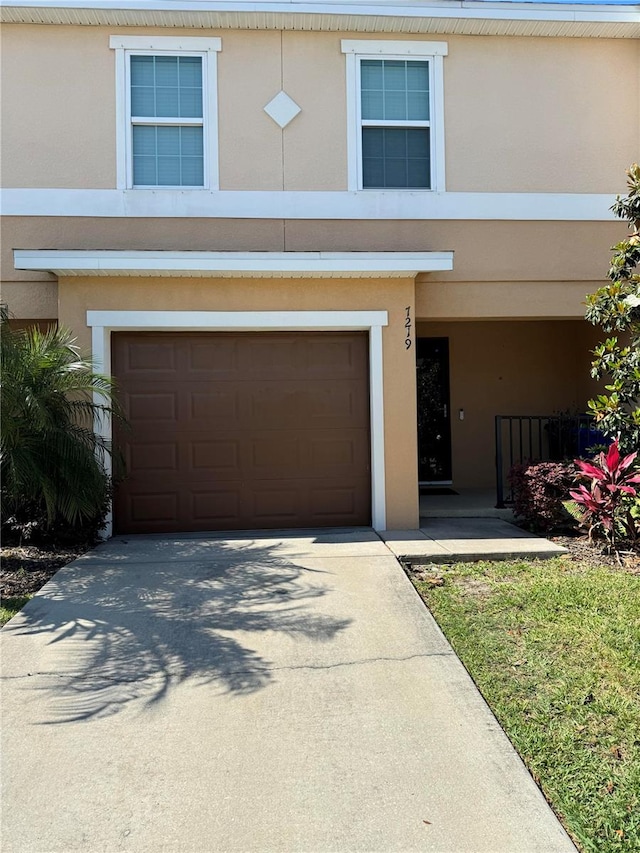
[[567, 438, 640, 553]]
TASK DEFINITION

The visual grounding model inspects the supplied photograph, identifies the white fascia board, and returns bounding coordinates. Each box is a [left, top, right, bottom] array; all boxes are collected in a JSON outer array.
[[3, 1, 639, 26], [2, 189, 618, 221], [86, 309, 390, 329], [14, 249, 454, 276]]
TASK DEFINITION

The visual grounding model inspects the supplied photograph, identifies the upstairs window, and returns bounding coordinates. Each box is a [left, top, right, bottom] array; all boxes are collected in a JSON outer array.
[[342, 41, 447, 192], [110, 36, 221, 190], [130, 55, 204, 187], [360, 59, 431, 189]]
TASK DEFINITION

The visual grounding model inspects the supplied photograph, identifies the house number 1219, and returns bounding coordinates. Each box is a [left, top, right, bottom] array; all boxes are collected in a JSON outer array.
[[405, 306, 412, 350]]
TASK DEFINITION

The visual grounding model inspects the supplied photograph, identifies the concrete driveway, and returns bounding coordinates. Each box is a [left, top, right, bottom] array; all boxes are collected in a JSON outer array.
[[1, 530, 575, 853]]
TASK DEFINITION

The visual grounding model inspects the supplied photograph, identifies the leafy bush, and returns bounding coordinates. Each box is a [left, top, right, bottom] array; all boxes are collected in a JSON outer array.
[[585, 164, 640, 455], [0, 482, 112, 547], [509, 461, 577, 533], [566, 438, 640, 553], [0, 313, 120, 543]]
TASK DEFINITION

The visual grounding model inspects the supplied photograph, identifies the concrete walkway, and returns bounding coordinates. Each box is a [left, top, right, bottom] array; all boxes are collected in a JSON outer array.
[[384, 518, 568, 562], [1, 530, 575, 852]]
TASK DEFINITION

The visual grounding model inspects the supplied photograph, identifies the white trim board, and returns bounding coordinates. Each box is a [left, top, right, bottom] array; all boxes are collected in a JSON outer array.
[[87, 309, 389, 536], [2, 189, 618, 220], [15, 249, 454, 277]]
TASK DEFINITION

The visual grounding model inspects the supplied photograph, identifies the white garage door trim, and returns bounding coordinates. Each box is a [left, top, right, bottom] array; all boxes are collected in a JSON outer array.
[[88, 310, 388, 536]]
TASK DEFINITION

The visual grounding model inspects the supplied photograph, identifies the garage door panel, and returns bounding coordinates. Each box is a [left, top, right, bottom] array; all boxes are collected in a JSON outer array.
[[191, 488, 241, 526], [113, 331, 371, 533], [186, 339, 239, 376], [128, 442, 179, 473], [127, 492, 179, 524], [305, 339, 368, 378], [244, 383, 367, 428], [189, 440, 241, 475], [118, 340, 179, 379], [189, 388, 240, 425]]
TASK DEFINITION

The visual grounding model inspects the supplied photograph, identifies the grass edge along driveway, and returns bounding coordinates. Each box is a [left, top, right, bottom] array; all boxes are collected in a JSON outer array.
[[407, 557, 640, 853]]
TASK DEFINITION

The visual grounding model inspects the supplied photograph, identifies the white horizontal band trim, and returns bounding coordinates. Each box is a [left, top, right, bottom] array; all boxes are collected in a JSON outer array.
[[109, 35, 222, 51], [2, 188, 617, 221], [15, 249, 453, 277], [86, 309, 389, 329], [341, 39, 448, 55]]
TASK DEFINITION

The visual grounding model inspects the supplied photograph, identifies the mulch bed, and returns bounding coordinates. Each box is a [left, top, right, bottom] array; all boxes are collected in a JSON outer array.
[[548, 533, 640, 573], [1, 545, 89, 598]]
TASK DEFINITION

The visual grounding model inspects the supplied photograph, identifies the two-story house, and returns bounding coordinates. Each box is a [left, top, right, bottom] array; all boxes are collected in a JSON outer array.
[[1, 0, 638, 536]]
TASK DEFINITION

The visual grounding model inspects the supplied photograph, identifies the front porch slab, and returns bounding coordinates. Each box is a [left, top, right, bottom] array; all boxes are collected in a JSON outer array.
[[382, 519, 567, 563]]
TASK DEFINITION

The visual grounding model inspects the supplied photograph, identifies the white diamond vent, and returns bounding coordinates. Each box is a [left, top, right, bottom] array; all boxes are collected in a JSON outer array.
[[263, 91, 301, 129]]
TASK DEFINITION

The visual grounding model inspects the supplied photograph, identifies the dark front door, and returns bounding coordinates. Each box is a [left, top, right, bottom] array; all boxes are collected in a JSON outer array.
[[416, 337, 452, 483]]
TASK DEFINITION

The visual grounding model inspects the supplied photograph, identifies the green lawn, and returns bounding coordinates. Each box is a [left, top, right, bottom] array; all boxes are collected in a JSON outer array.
[[409, 558, 640, 853], [0, 595, 32, 627]]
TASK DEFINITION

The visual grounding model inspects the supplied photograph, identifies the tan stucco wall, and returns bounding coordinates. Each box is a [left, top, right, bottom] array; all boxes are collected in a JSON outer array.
[[1, 25, 117, 188], [416, 319, 603, 489], [1, 215, 624, 290], [2, 24, 637, 192], [58, 275, 420, 530], [1, 216, 624, 327], [0, 280, 58, 319]]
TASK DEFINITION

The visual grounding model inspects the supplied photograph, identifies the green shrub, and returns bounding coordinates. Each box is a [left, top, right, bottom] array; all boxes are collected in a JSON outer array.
[[0, 312, 120, 542]]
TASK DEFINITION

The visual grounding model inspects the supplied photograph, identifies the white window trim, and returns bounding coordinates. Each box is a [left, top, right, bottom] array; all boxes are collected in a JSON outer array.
[[87, 310, 388, 537], [342, 39, 447, 193], [110, 35, 221, 191]]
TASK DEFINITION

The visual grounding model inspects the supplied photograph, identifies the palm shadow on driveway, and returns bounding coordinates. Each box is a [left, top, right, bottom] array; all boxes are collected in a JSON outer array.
[[2, 537, 352, 724]]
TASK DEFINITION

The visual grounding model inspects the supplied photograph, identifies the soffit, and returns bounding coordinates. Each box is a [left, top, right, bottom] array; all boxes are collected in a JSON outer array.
[[1, 2, 639, 38]]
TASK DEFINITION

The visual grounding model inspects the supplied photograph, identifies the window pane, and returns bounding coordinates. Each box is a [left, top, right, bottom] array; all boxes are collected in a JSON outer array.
[[155, 86, 179, 118], [362, 128, 430, 189], [362, 127, 383, 158], [407, 61, 429, 91], [179, 88, 202, 118], [383, 61, 406, 91], [361, 60, 383, 89], [385, 158, 407, 188], [157, 156, 181, 185], [132, 125, 156, 156], [384, 90, 407, 121], [155, 56, 179, 87], [181, 126, 203, 157], [383, 128, 407, 159], [130, 54, 202, 118], [156, 126, 180, 156], [131, 56, 154, 86], [178, 56, 202, 87], [181, 157, 204, 186], [362, 157, 384, 189], [407, 157, 430, 189], [407, 91, 429, 121], [131, 86, 155, 117], [361, 59, 430, 121], [407, 128, 430, 158], [361, 90, 384, 121], [133, 125, 204, 186], [133, 155, 157, 185]]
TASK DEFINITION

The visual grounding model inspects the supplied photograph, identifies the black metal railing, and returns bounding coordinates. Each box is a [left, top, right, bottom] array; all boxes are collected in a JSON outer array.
[[495, 414, 601, 507]]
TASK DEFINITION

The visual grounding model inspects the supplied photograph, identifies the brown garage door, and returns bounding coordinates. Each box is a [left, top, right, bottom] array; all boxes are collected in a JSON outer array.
[[112, 331, 371, 533]]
